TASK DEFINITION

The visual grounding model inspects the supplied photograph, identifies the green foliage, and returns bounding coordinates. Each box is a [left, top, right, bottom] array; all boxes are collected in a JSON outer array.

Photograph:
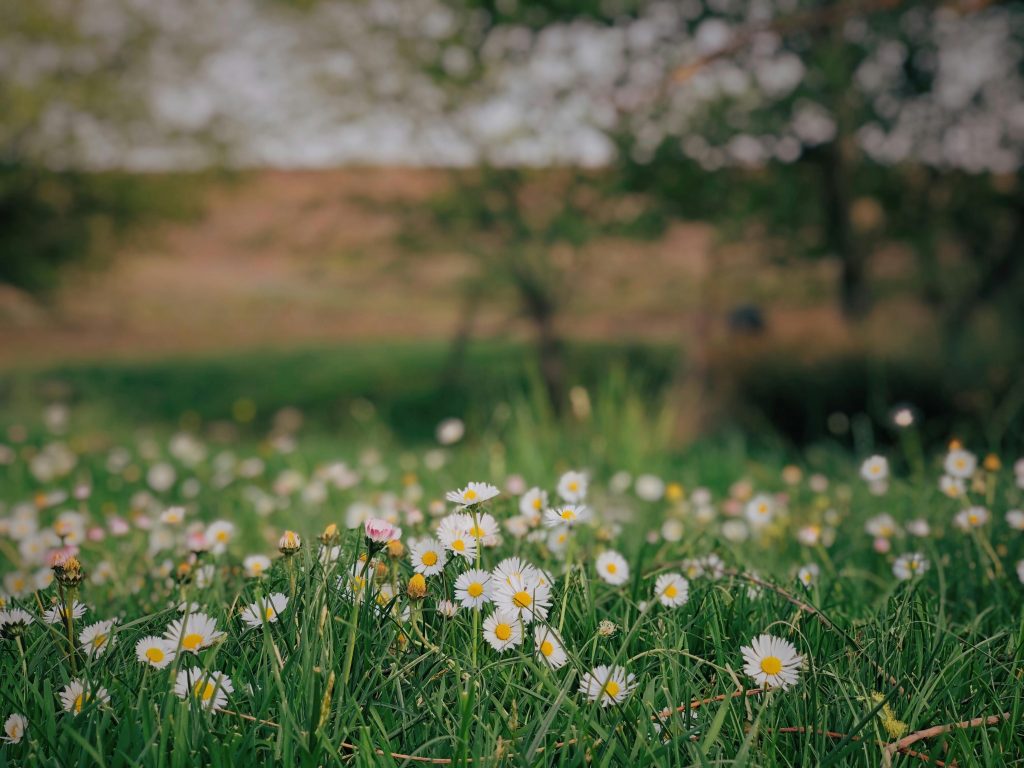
[[0, 168, 204, 296]]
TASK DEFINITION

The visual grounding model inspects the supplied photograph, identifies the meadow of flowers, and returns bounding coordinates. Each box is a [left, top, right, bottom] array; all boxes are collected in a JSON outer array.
[[0, 403, 1022, 766]]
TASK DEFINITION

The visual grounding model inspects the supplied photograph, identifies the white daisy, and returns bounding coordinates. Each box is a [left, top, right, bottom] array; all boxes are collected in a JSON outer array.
[[466, 512, 501, 547], [797, 564, 819, 587], [543, 504, 590, 528], [557, 471, 588, 503], [454, 569, 492, 609], [240, 557, 270, 581], [79, 619, 117, 658], [492, 572, 551, 624], [159, 506, 186, 525], [945, 449, 977, 479], [579, 665, 636, 706], [860, 455, 889, 483], [740, 634, 803, 689], [519, 487, 548, 522], [2, 713, 26, 744], [939, 475, 965, 498], [533, 625, 568, 669], [865, 514, 897, 538], [595, 550, 630, 586], [482, 610, 523, 652], [58, 679, 110, 715], [175, 667, 234, 712], [240, 593, 289, 628], [744, 494, 775, 527], [654, 573, 689, 607], [135, 635, 176, 669], [1005, 510, 1024, 531], [205, 520, 235, 554], [445, 482, 499, 508], [893, 553, 929, 580], [436, 514, 477, 560], [680, 559, 705, 580], [43, 601, 87, 625], [163, 611, 225, 653], [408, 538, 447, 576], [492, 557, 539, 586], [0, 608, 34, 636], [954, 506, 989, 531]]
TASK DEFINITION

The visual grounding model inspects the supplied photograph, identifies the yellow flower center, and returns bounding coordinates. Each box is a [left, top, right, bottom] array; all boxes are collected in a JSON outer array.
[[560, 509, 575, 521], [264, 607, 276, 620], [909, 560, 919, 571], [92, 633, 108, 648], [452, 539, 465, 552], [74, 694, 84, 713], [664, 584, 677, 598], [467, 583, 484, 598], [606, 563, 617, 574], [512, 591, 532, 608], [968, 513, 979, 525], [251, 563, 263, 574], [194, 680, 216, 702], [464, 489, 477, 501], [216, 531, 229, 542], [540, 640, 554, 657], [470, 526, 484, 538], [182, 633, 204, 651], [422, 551, 438, 566], [603, 680, 620, 698], [955, 458, 965, 469], [568, 482, 579, 492], [145, 647, 165, 663], [494, 623, 511, 641], [532, 498, 542, 510], [760, 656, 783, 676]]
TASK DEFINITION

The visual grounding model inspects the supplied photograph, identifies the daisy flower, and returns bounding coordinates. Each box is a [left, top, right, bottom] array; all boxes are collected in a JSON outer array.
[[364, 517, 400, 544], [906, 519, 931, 537], [2, 713, 26, 744], [1005, 509, 1024, 531], [741, 634, 803, 689], [543, 504, 590, 528], [59, 679, 110, 715], [519, 487, 548, 521], [492, 557, 539, 586], [557, 471, 588, 503], [533, 625, 568, 669], [454, 569, 492, 609], [680, 559, 704, 580], [436, 599, 458, 618], [579, 665, 636, 706], [437, 514, 477, 560], [79, 619, 117, 658], [0, 608, 33, 637], [893, 553, 929, 580], [492, 572, 551, 623], [163, 611, 225, 653], [240, 555, 271, 580], [205, 520, 235, 554], [409, 538, 447, 576], [466, 512, 501, 547], [240, 593, 289, 628], [596, 550, 630, 586], [797, 564, 819, 587], [43, 601, 87, 625], [160, 506, 186, 525], [744, 494, 775, 527], [954, 506, 989, 531], [445, 482, 499, 508], [482, 610, 523, 652], [860, 456, 889, 483], [654, 573, 689, 607], [136, 636, 176, 669], [939, 475, 965, 498], [945, 449, 977, 479], [865, 514, 897, 538], [175, 667, 234, 712]]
